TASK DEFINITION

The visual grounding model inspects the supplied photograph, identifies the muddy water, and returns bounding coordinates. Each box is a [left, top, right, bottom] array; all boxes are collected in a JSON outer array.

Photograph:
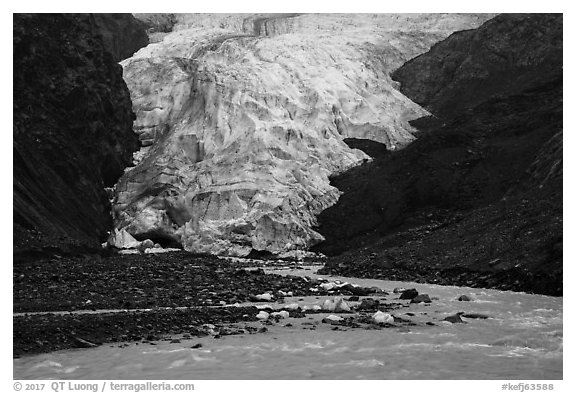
[[13, 267, 562, 379]]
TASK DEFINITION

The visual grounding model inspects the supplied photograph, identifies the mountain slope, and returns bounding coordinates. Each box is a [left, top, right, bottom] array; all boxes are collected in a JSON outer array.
[[91, 14, 149, 62], [13, 14, 145, 257], [391, 13, 562, 118], [315, 13, 562, 295]]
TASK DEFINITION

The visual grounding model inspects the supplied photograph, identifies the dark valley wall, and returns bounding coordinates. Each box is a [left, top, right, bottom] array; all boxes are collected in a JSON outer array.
[[91, 14, 149, 62], [13, 14, 146, 257], [315, 14, 562, 295]]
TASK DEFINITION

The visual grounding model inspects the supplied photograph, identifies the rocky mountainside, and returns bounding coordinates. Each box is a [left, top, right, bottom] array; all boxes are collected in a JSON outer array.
[[315, 14, 562, 295], [91, 14, 149, 62], [114, 13, 493, 256], [13, 14, 146, 258], [391, 13, 562, 118]]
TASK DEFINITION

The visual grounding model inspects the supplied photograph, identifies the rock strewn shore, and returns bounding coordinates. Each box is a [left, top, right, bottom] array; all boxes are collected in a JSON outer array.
[[14, 306, 260, 357], [13, 252, 319, 313], [13, 251, 455, 358], [13, 252, 314, 357]]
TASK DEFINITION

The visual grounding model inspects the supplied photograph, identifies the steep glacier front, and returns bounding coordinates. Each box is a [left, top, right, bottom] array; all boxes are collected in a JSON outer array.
[[114, 14, 493, 256]]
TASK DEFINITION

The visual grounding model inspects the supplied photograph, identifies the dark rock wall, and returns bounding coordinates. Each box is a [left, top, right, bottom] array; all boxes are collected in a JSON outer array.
[[13, 14, 144, 256], [90, 14, 149, 62], [315, 14, 562, 294]]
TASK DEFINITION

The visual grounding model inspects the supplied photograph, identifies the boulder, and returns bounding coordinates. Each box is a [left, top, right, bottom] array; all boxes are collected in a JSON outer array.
[[457, 295, 473, 301], [254, 293, 274, 302], [443, 313, 466, 323], [372, 311, 394, 324], [322, 315, 344, 323], [399, 289, 419, 300], [321, 299, 336, 312], [256, 311, 270, 320], [333, 297, 351, 312], [271, 311, 290, 319], [410, 294, 432, 304]]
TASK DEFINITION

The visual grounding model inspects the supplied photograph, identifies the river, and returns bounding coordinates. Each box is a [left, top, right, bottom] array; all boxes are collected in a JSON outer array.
[[13, 266, 562, 379]]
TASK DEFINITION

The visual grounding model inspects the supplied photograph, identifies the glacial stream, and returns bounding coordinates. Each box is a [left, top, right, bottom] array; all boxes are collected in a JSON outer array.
[[14, 266, 562, 380]]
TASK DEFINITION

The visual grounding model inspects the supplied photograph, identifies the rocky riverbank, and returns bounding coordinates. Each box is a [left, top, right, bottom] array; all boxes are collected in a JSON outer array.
[[14, 252, 318, 313], [14, 251, 476, 358], [15, 266, 562, 380]]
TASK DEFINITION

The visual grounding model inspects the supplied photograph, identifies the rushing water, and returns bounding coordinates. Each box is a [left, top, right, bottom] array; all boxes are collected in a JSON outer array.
[[14, 267, 562, 379]]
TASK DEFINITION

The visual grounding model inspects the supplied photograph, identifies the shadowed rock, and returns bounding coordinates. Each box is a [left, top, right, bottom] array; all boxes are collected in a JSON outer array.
[[410, 294, 432, 304], [443, 313, 466, 323], [399, 289, 419, 300], [461, 313, 490, 319], [13, 14, 143, 257], [91, 14, 149, 62]]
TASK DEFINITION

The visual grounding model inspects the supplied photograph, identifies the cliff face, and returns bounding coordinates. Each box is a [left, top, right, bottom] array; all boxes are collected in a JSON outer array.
[[13, 14, 144, 256], [115, 13, 493, 256], [316, 14, 562, 295], [91, 14, 149, 62]]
